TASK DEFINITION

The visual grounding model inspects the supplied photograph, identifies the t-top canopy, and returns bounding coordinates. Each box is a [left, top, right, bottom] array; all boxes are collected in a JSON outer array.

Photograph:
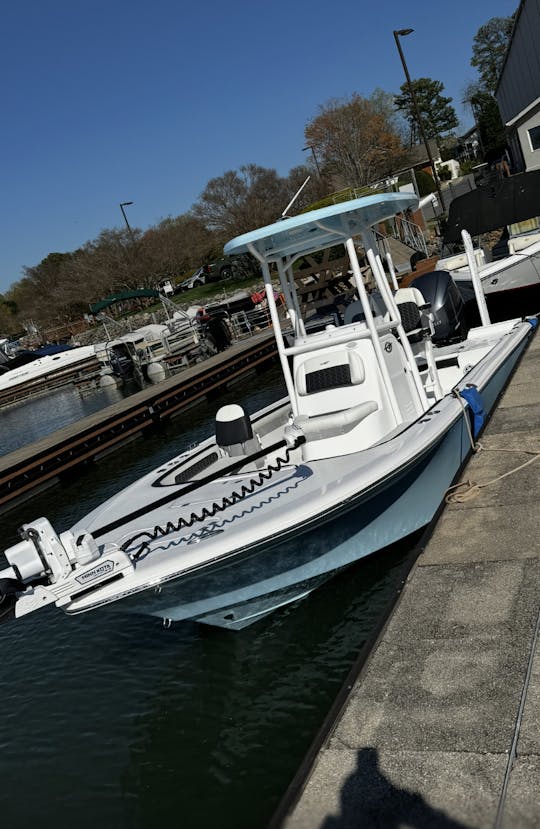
[[224, 193, 419, 263]]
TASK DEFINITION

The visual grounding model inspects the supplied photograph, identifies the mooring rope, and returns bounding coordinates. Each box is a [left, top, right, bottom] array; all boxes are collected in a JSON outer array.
[[445, 388, 540, 504]]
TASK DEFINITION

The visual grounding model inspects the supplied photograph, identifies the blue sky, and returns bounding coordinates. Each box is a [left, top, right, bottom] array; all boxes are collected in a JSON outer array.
[[0, 0, 517, 295]]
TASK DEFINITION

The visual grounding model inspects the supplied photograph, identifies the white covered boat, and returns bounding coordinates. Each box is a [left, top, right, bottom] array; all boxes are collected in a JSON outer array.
[[0, 342, 100, 394], [0, 194, 536, 630]]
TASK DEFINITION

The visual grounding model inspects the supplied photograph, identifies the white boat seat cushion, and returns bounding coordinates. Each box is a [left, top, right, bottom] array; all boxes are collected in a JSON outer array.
[[296, 351, 365, 396], [394, 286, 425, 308]]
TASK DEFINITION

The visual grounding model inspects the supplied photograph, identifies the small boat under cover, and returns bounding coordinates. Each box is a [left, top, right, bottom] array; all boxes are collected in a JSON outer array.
[[0, 193, 536, 630], [0, 342, 99, 393]]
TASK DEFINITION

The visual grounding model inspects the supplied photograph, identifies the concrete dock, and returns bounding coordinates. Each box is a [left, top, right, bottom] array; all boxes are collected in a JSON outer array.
[[277, 327, 540, 829]]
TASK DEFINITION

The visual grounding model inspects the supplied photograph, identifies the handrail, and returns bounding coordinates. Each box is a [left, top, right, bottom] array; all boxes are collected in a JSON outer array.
[[375, 216, 428, 256], [282, 320, 396, 357]]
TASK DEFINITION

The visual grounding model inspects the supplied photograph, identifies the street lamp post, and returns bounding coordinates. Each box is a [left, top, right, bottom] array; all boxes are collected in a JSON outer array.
[[393, 29, 445, 214], [119, 201, 135, 243], [302, 145, 321, 177]]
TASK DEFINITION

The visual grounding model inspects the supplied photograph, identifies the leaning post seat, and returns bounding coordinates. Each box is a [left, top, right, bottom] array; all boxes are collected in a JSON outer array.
[[215, 404, 259, 457], [394, 286, 431, 343], [395, 287, 442, 400], [291, 344, 385, 460]]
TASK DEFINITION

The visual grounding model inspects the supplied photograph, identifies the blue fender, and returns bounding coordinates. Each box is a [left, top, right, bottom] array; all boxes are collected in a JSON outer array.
[[460, 385, 485, 438]]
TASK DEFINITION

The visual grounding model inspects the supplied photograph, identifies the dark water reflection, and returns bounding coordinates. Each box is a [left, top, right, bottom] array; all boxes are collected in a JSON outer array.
[[0, 382, 128, 455], [0, 364, 415, 828]]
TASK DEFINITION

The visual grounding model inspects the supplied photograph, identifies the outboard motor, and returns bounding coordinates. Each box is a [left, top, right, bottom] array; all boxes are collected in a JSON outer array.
[[409, 270, 467, 344]]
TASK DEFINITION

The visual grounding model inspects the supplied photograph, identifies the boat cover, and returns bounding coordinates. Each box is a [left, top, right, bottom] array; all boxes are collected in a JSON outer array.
[[443, 169, 540, 244], [90, 289, 160, 314]]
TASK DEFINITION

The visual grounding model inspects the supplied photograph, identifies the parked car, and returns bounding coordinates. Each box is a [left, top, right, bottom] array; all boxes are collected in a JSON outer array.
[[179, 254, 262, 292], [179, 269, 207, 291], [217, 254, 262, 281], [196, 261, 235, 283]]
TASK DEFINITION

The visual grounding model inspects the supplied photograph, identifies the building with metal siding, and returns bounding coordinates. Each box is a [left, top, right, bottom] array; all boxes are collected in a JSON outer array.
[[495, 0, 540, 172]]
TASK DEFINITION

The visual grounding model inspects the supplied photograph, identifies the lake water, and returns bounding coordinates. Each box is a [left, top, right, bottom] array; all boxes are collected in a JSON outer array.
[[0, 365, 417, 828], [0, 382, 130, 455]]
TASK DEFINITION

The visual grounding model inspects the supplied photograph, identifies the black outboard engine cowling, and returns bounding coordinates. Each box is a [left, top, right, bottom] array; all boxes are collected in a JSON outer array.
[[409, 270, 467, 344]]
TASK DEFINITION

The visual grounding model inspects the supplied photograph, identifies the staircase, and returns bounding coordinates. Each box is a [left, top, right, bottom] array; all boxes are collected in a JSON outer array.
[[376, 214, 428, 267], [399, 256, 440, 287], [378, 236, 419, 275]]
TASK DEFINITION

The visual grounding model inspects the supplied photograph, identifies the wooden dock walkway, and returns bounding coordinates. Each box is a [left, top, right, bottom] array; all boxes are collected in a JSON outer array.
[[0, 331, 277, 514], [273, 328, 540, 829]]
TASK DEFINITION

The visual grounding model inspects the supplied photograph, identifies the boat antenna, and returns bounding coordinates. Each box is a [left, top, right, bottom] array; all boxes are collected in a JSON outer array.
[[281, 176, 311, 219]]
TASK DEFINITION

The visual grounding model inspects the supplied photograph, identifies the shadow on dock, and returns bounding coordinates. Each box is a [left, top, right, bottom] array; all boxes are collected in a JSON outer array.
[[321, 747, 471, 829]]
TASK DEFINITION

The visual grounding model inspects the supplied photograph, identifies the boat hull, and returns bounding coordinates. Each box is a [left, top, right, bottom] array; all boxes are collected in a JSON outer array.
[[87, 330, 529, 630], [452, 247, 540, 297], [0, 346, 99, 394]]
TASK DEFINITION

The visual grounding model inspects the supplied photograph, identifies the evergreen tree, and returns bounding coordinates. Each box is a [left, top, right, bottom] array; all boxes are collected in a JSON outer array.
[[394, 78, 459, 146], [471, 14, 515, 93]]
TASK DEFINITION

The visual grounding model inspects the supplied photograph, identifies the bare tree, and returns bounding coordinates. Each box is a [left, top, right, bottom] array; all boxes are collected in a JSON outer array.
[[304, 94, 405, 189], [141, 215, 216, 277], [193, 164, 295, 238]]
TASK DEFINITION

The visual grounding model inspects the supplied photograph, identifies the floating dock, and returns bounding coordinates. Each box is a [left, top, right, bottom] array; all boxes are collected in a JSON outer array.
[[274, 328, 540, 829], [0, 332, 277, 515]]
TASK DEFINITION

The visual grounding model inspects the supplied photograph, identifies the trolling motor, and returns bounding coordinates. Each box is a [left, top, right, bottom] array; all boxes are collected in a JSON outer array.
[[0, 518, 101, 624]]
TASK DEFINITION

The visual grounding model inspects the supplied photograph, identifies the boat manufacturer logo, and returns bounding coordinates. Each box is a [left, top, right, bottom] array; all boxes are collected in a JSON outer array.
[[75, 560, 115, 584]]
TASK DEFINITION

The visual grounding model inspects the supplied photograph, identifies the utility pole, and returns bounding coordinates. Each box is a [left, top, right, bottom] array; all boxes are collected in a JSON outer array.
[[393, 29, 445, 214], [119, 201, 135, 243]]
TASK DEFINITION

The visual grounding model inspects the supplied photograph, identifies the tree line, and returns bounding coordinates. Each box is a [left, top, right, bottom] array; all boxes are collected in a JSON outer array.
[[0, 13, 514, 340]]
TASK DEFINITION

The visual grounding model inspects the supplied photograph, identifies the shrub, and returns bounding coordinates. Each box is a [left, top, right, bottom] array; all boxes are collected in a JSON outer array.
[[415, 169, 437, 196], [437, 165, 453, 181]]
